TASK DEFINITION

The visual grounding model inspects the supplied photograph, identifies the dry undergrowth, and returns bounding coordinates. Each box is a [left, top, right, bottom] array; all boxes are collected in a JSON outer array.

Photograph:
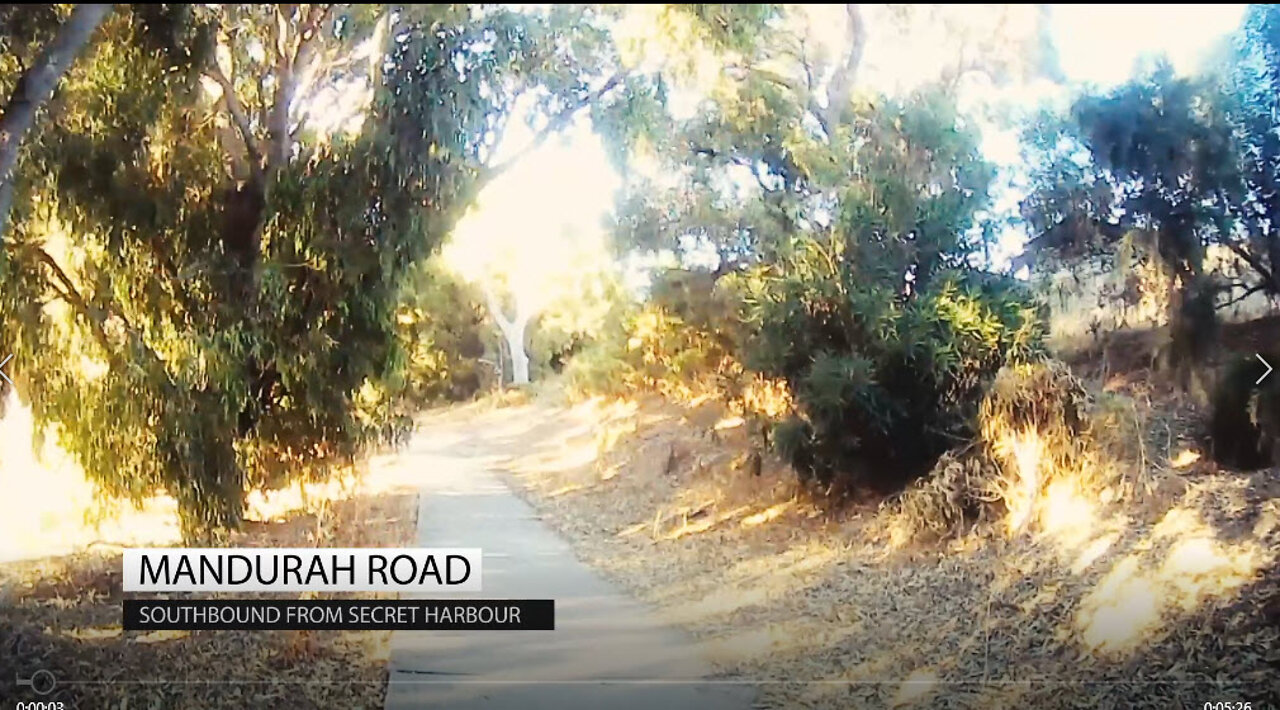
[[887, 361, 1148, 544], [0, 452, 418, 709], [486, 373, 1280, 709]]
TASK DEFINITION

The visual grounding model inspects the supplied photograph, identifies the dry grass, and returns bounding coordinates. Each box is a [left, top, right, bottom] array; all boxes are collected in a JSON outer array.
[[0, 403, 419, 709], [478, 384, 1279, 709], [887, 360, 1143, 544]]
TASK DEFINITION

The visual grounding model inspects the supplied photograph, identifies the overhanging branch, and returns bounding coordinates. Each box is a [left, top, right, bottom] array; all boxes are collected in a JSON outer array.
[[1225, 241, 1278, 294], [32, 246, 114, 353], [32, 246, 178, 391], [1218, 281, 1269, 309]]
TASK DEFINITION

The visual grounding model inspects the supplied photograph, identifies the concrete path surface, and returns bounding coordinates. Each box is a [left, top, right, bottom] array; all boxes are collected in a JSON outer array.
[[383, 426, 757, 710]]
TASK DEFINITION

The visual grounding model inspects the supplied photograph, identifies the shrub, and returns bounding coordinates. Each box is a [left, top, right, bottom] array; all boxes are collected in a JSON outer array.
[[1209, 352, 1280, 469], [563, 304, 733, 399], [563, 332, 633, 398], [624, 307, 738, 395], [735, 238, 1046, 493], [563, 268, 745, 401]]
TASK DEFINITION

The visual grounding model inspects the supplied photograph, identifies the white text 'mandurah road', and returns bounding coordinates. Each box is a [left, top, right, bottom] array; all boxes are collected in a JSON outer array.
[[122, 548, 482, 593]]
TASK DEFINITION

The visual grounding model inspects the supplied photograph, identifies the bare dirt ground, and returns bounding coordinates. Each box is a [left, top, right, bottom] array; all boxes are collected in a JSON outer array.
[[441, 389, 1280, 710], [0, 440, 420, 709]]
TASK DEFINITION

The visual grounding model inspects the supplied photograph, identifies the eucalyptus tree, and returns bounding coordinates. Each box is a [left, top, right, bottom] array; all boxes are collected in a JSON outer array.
[[1017, 42, 1280, 388], [1054, 66, 1237, 380], [1220, 3, 1280, 301], [0, 4, 637, 537]]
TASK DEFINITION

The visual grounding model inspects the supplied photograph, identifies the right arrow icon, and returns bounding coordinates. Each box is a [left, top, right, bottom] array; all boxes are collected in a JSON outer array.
[[1258, 354, 1273, 385]]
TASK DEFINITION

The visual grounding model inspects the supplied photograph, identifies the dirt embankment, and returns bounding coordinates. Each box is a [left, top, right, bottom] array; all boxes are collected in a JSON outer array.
[[476, 386, 1280, 709]]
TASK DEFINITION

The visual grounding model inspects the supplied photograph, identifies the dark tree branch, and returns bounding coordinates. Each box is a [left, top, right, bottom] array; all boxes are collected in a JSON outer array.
[[0, 3, 113, 244], [1225, 241, 1278, 294], [33, 245, 179, 392], [1217, 281, 1269, 309], [32, 246, 114, 353]]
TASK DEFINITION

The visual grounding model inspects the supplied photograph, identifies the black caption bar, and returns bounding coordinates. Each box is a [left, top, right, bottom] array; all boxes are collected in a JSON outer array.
[[124, 599, 554, 631]]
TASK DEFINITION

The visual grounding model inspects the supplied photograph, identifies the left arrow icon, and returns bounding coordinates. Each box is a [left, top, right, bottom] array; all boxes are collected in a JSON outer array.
[[0, 354, 12, 386]]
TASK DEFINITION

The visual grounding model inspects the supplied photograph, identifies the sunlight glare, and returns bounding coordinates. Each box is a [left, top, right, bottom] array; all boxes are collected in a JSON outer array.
[[742, 501, 794, 527], [1039, 478, 1097, 548], [998, 429, 1044, 536], [1052, 4, 1247, 87], [1171, 449, 1201, 469], [1075, 506, 1271, 655], [443, 106, 621, 315]]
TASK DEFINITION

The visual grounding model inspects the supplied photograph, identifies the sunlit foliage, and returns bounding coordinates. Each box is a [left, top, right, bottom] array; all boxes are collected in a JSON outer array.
[[0, 4, 634, 538]]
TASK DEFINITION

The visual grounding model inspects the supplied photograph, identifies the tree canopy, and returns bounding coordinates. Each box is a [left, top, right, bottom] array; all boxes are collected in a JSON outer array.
[[1019, 5, 1280, 385]]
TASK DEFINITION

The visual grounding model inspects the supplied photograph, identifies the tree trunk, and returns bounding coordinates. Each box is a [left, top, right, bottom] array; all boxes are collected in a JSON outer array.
[[0, 3, 113, 244], [1162, 268, 1218, 402], [505, 319, 530, 386], [820, 4, 866, 134], [483, 284, 533, 386]]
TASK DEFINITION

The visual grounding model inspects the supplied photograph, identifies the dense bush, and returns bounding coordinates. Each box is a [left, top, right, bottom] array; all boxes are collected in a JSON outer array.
[[562, 336, 633, 397], [889, 359, 1142, 542], [587, 87, 1050, 493], [1209, 352, 1280, 469], [735, 241, 1045, 492], [563, 301, 734, 399]]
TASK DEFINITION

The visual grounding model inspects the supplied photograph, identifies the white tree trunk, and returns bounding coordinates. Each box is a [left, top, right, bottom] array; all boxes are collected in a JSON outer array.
[[504, 319, 530, 385], [483, 284, 533, 386], [0, 3, 112, 244]]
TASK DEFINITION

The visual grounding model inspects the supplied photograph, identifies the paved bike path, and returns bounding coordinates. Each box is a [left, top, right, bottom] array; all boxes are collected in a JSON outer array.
[[382, 430, 757, 710]]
